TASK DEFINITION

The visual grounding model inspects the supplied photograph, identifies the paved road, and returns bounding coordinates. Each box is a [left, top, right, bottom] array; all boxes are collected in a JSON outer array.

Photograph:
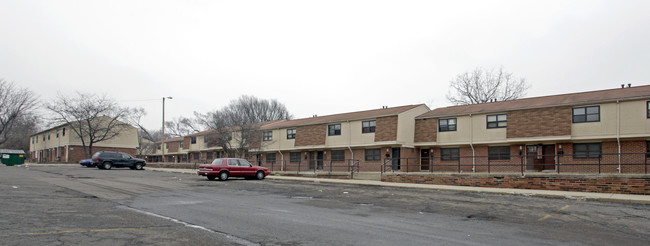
[[1, 165, 648, 245]]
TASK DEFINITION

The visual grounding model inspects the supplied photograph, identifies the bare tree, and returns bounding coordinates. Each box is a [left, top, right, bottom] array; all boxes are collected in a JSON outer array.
[[196, 95, 292, 158], [165, 116, 201, 137], [45, 92, 134, 159], [0, 112, 40, 154], [0, 79, 38, 145], [123, 107, 162, 157], [446, 67, 530, 105]]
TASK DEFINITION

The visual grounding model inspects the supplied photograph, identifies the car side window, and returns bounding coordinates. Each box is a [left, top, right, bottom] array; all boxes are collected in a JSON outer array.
[[239, 159, 252, 167], [211, 159, 223, 165], [227, 159, 239, 166], [122, 154, 130, 159]]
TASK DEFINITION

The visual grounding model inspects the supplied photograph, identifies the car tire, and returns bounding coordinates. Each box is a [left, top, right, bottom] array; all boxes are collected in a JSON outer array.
[[218, 171, 229, 181], [103, 162, 112, 170], [255, 171, 265, 180], [207, 175, 216, 181], [134, 163, 143, 170]]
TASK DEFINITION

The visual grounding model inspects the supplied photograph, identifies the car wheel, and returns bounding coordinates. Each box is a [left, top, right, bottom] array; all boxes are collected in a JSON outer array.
[[207, 175, 216, 181], [255, 171, 265, 180], [103, 162, 112, 170], [134, 163, 143, 170], [218, 171, 229, 181]]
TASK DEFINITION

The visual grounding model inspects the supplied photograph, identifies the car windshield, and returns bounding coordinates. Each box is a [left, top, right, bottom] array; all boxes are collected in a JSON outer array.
[[211, 159, 223, 165], [91, 152, 101, 159]]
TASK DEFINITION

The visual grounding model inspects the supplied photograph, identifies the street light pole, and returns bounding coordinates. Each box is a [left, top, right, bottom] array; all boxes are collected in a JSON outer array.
[[161, 96, 172, 163]]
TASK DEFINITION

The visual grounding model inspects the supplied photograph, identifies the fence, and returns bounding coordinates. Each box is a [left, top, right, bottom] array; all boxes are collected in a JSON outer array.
[[382, 152, 650, 175], [260, 159, 361, 177]]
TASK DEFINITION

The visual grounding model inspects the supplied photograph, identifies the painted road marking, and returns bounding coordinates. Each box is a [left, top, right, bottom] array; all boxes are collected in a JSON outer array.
[[538, 204, 571, 221], [1, 228, 142, 237]]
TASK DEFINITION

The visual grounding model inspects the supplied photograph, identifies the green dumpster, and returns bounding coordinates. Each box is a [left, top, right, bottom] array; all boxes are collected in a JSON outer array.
[[0, 149, 26, 166]]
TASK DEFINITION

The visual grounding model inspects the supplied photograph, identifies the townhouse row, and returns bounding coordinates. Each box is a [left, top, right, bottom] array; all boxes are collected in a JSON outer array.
[[148, 85, 650, 174], [28, 116, 139, 163]]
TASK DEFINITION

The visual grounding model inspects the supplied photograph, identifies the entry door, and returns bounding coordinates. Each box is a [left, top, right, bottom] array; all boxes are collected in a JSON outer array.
[[391, 148, 401, 170], [420, 149, 430, 171], [541, 145, 555, 170], [526, 145, 556, 171], [526, 146, 539, 170], [317, 151, 324, 170], [308, 151, 315, 170]]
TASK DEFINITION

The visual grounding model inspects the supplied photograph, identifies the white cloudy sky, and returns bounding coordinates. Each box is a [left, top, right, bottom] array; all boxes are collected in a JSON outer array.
[[1, 0, 649, 130]]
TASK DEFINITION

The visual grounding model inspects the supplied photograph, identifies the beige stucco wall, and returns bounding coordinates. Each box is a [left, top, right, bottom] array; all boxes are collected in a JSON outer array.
[[436, 115, 471, 145], [619, 100, 650, 136], [67, 125, 139, 148], [396, 105, 430, 145], [470, 113, 508, 144]]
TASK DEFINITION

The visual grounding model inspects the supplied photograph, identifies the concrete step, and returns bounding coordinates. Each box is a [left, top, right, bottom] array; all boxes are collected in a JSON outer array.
[[353, 172, 381, 181]]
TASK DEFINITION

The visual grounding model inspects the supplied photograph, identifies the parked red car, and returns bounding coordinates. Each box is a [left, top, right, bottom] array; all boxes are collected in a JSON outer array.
[[197, 158, 269, 181]]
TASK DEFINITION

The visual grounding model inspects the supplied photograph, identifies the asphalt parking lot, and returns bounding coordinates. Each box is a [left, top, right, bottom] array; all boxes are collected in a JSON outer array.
[[2, 164, 649, 245]]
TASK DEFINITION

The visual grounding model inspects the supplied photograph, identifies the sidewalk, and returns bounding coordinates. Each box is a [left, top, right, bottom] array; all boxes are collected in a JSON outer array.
[[146, 168, 650, 205]]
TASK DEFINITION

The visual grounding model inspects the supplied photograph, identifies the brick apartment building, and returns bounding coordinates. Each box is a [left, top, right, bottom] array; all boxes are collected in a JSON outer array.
[[29, 117, 139, 163], [412, 85, 650, 174], [254, 104, 430, 172]]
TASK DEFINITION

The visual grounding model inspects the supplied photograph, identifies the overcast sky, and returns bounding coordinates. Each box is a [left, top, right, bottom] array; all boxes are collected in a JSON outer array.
[[1, 0, 649, 130]]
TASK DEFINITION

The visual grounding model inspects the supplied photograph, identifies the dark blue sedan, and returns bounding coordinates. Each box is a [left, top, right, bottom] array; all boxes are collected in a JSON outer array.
[[79, 159, 95, 167]]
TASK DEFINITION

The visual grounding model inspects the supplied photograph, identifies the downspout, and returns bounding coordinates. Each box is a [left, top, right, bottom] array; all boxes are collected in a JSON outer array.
[[469, 114, 475, 172], [617, 100, 621, 173], [347, 120, 354, 165], [278, 128, 284, 171]]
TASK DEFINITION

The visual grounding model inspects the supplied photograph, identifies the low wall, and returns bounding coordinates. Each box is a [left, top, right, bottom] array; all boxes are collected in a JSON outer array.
[[382, 173, 650, 195]]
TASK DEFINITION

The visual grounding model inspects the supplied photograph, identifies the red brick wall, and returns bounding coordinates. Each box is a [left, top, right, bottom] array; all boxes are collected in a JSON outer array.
[[168, 141, 180, 153], [414, 119, 436, 143], [182, 137, 191, 150], [375, 116, 398, 142], [382, 174, 650, 195], [507, 106, 571, 138], [295, 124, 326, 146]]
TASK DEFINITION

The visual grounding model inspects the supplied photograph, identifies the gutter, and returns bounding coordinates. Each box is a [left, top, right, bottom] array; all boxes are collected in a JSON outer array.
[[469, 114, 475, 172]]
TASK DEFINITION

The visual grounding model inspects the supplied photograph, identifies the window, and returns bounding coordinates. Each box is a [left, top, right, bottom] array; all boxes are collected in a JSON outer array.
[[227, 159, 239, 166], [439, 118, 457, 132], [266, 153, 276, 163], [42, 135, 45, 141], [574, 143, 601, 158], [365, 149, 381, 161], [573, 106, 600, 123], [32, 137, 34, 144], [56, 132, 59, 138], [441, 148, 460, 161], [62, 128, 65, 136], [648, 101, 650, 118], [290, 152, 301, 162], [287, 128, 296, 139], [193, 152, 200, 160], [165, 143, 169, 149], [362, 120, 376, 133], [180, 142, 183, 148], [48, 134, 50, 140], [331, 150, 345, 161], [328, 124, 341, 136], [191, 137, 197, 144], [157, 144, 161, 150], [488, 146, 510, 160], [206, 152, 213, 160], [487, 114, 507, 128], [263, 131, 273, 141], [647, 141, 650, 158]]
